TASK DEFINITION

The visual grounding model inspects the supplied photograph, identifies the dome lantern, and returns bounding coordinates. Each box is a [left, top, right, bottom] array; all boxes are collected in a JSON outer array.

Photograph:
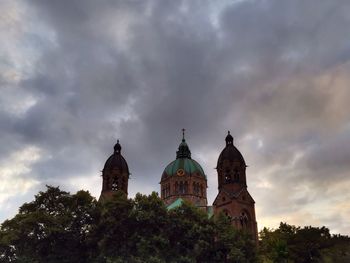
[[114, 139, 122, 154], [176, 128, 191, 159], [225, 131, 234, 146]]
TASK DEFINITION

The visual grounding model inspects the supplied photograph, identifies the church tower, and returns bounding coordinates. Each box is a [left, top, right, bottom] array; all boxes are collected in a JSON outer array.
[[99, 140, 130, 201], [213, 132, 258, 241], [160, 130, 207, 207]]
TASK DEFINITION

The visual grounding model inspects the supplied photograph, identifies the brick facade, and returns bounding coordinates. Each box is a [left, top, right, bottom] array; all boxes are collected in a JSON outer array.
[[160, 172, 207, 207], [99, 132, 258, 241]]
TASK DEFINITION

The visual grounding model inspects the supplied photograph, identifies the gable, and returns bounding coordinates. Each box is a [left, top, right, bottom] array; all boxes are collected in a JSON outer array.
[[213, 190, 231, 206], [213, 188, 255, 207], [235, 188, 255, 204]]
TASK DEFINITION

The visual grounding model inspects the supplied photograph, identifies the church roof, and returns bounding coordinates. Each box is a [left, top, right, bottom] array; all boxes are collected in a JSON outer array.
[[207, 206, 214, 218], [162, 158, 206, 179], [166, 198, 184, 210], [161, 130, 206, 180], [103, 140, 130, 174], [217, 131, 246, 167]]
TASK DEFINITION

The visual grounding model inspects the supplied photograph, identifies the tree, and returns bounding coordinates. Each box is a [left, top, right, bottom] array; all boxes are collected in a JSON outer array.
[[128, 192, 170, 262], [259, 226, 289, 263], [89, 190, 133, 262], [259, 222, 350, 263], [214, 213, 257, 263], [0, 186, 98, 263], [166, 201, 216, 263], [92, 191, 170, 263]]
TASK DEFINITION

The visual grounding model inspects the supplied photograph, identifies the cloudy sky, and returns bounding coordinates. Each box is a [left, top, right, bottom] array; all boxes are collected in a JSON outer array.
[[1, 0, 350, 235]]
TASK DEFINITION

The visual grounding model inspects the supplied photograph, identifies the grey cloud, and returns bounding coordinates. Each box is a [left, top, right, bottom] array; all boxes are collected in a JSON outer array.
[[0, 0, 349, 234]]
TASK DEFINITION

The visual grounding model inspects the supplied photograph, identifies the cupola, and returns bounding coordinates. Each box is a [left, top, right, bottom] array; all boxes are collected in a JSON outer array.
[[100, 140, 130, 201], [217, 131, 246, 168], [103, 140, 130, 174], [162, 129, 206, 180]]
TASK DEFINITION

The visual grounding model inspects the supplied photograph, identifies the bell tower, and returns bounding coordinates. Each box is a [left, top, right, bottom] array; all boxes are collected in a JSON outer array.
[[99, 140, 130, 201], [217, 131, 247, 193], [213, 131, 258, 242]]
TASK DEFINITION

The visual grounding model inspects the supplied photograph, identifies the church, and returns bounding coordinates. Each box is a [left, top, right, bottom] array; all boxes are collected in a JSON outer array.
[[99, 130, 258, 241]]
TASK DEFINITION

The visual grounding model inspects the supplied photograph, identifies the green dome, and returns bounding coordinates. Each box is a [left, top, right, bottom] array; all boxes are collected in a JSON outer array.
[[161, 130, 206, 180], [162, 157, 206, 180]]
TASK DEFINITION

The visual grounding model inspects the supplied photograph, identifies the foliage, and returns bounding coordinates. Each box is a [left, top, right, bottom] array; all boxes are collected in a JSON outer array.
[[93, 195, 257, 263], [1, 186, 348, 263], [214, 213, 257, 263], [259, 222, 350, 263], [0, 186, 98, 263]]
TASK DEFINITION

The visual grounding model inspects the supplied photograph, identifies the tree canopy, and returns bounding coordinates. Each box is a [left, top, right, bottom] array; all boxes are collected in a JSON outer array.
[[0, 186, 255, 263], [259, 222, 350, 263], [1, 186, 349, 262]]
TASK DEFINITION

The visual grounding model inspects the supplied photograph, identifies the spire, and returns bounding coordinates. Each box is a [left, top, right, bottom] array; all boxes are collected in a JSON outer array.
[[114, 139, 122, 154], [176, 129, 191, 159], [225, 131, 234, 146]]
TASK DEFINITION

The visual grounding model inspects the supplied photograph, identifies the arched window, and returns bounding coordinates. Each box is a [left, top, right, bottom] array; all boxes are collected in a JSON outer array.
[[179, 181, 184, 194], [166, 184, 170, 197], [111, 177, 118, 191], [200, 185, 203, 197], [175, 182, 179, 194], [184, 181, 188, 194], [240, 211, 250, 229], [223, 209, 232, 221], [193, 183, 200, 195], [225, 171, 231, 183]]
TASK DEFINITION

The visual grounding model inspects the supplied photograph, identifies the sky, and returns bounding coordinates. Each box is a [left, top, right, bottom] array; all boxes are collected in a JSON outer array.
[[0, 0, 350, 235]]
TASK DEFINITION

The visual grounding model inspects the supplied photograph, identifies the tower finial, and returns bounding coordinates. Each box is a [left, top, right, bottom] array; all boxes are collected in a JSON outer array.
[[114, 139, 121, 154], [177, 128, 191, 159], [225, 130, 234, 146]]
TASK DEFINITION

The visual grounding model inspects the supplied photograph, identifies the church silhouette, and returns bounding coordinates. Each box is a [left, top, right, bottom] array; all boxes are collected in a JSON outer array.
[[99, 130, 258, 241]]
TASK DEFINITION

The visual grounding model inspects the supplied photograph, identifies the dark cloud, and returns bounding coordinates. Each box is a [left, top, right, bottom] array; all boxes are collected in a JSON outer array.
[[1, 0, 350, 234]]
